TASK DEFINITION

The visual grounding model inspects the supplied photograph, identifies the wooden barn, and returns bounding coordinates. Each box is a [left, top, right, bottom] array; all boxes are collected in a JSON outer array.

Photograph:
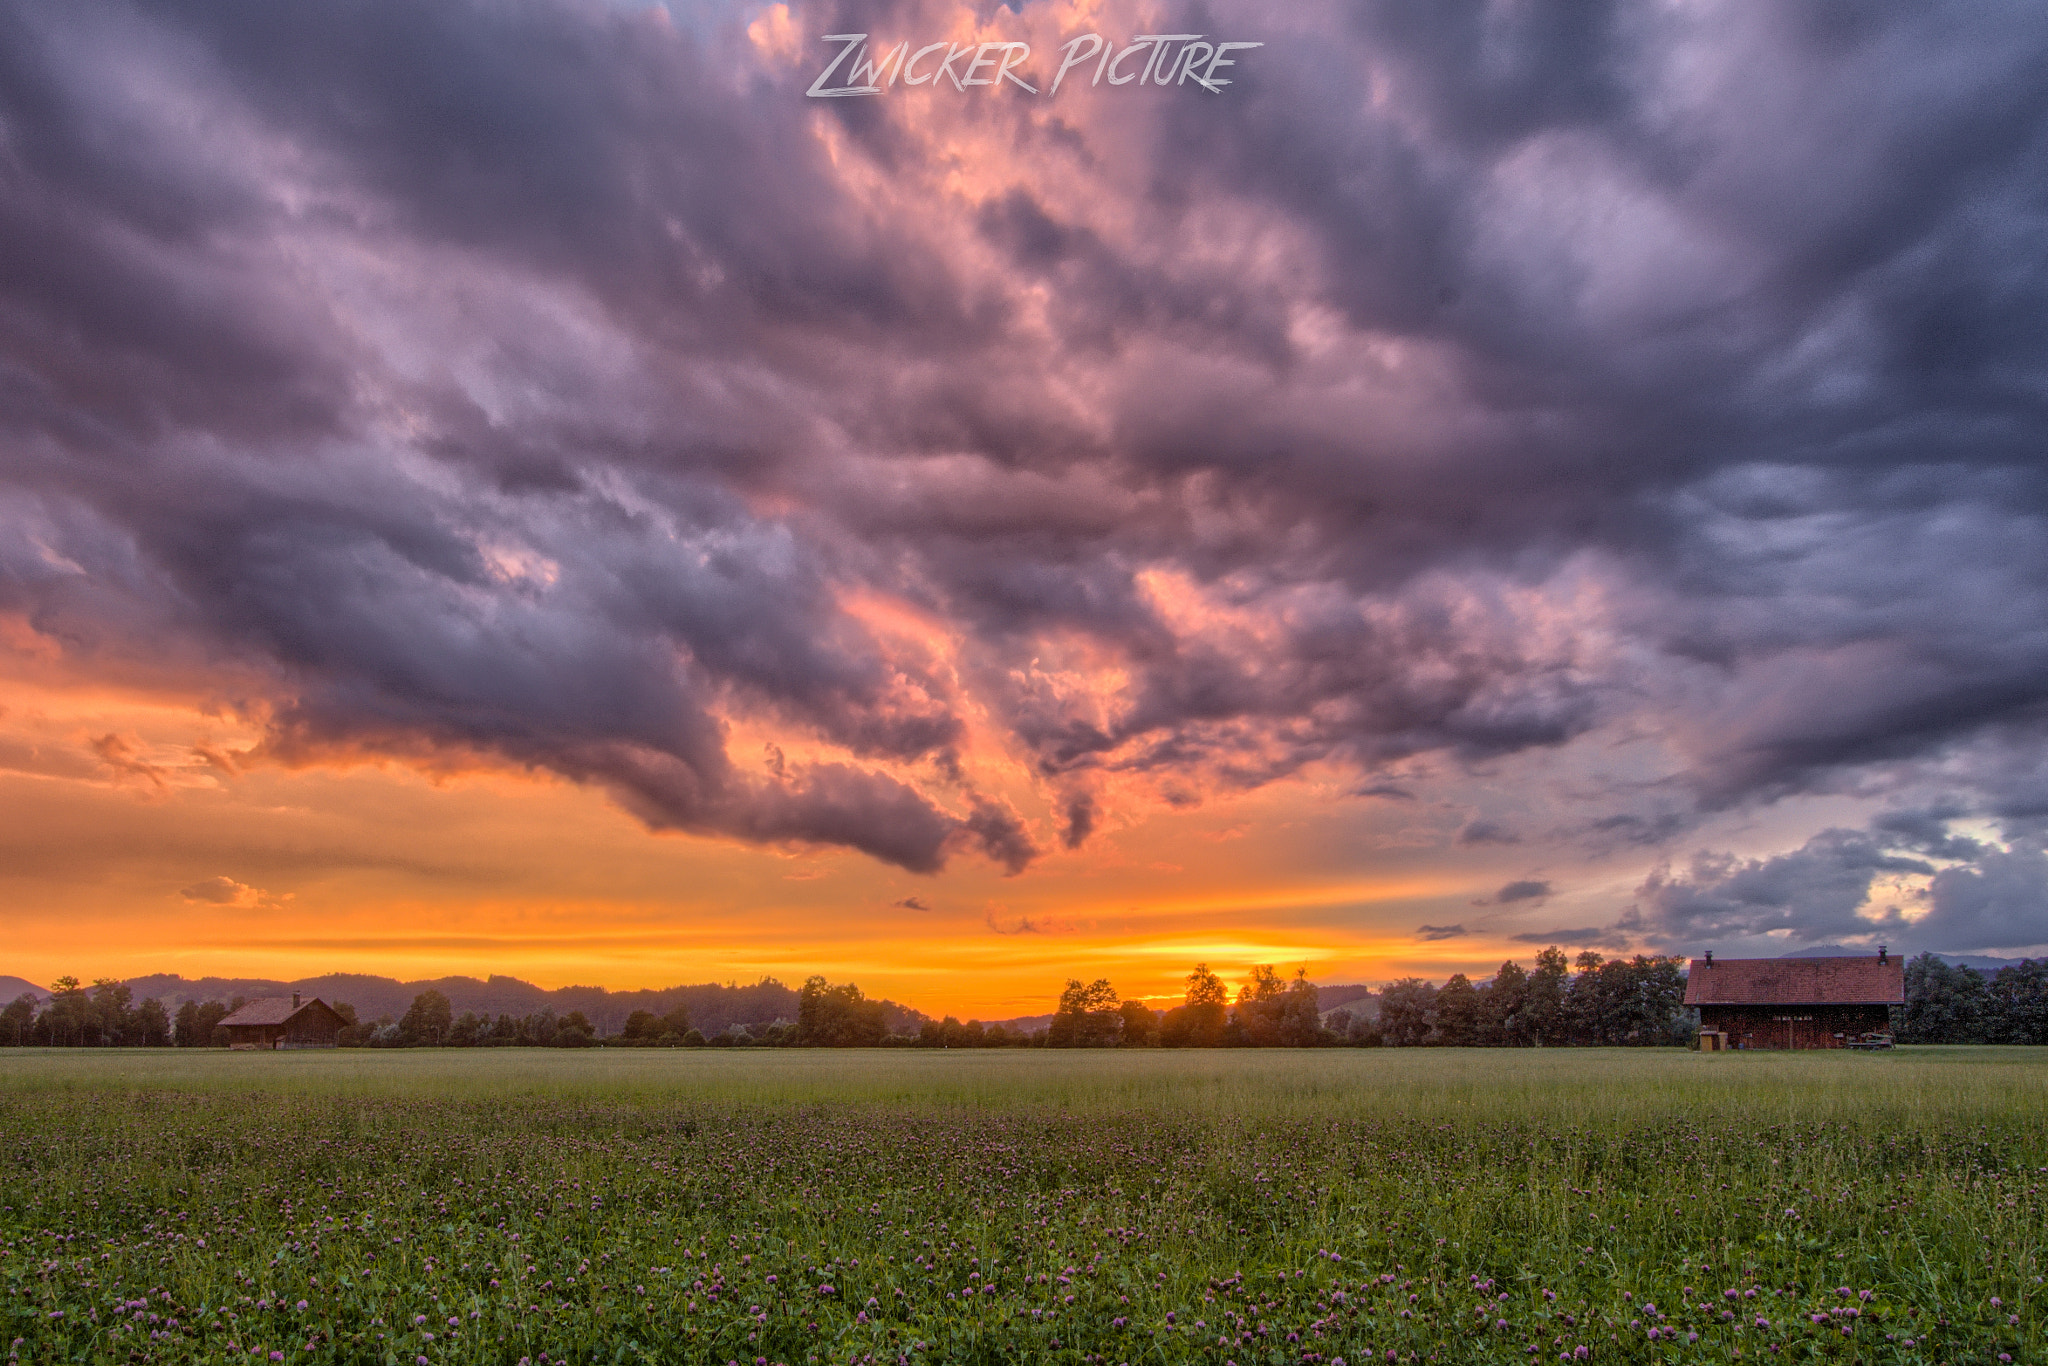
[[219, 993, 345, 1050], [1686, 950, 1904, 1050]]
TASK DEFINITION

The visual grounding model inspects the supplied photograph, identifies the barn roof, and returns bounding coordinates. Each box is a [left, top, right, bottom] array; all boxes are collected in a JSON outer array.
[[220, 996, 337, 1027], [1684, 956, 1904, 1006]]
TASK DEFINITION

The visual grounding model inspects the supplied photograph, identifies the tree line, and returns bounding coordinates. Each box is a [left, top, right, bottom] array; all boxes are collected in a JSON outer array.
[[7, 950, 2044, 1048], [967, 950, 1695, 1048], [1896, 952, 2048, 1043]]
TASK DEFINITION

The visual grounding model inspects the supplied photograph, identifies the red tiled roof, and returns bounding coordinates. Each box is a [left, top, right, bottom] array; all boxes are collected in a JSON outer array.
[[220, 996, 335, 1027], [1684, 956, 1904, 1006]]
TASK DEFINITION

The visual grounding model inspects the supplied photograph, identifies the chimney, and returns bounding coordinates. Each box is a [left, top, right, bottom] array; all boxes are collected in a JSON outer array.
[[1878, 945, 1887, 965], [1704, 950, 1714, 967], [292, 992, 301, 1009]]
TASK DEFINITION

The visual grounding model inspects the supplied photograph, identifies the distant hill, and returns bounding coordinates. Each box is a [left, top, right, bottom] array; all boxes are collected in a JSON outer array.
[[0, 976, 48, 1003], [17, 972, 928, 1039], [985, 1014, 1053, 1035], [1316, 983, 1377, 1012]]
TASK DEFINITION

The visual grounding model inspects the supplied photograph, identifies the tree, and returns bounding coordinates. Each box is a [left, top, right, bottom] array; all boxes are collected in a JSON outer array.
[[1517, 947, 1569, 1046], [622, 1009, 662, 1041], [133, 997, 171, 1047], [1160, 964, 1230, 1047], [1234, 967, 1326, 1046], [1049, 978, 1122, 1046], [1486, 960, 1529, 1046], [183, 1000, 232, 1047], [90, 979, 134, 1046], [1326, 1007, 1381, 1046], [1378, 979, 1437, 1047], [335, 1003, 372, 1048], [399, 989, 453, 1046], [1987, 959, 2048, 1044], [1899, 953, 1990, 1043], [1118, 1000, 1159, 1047], [0, 994, 35, 1046], [795, 976, 887, 1046], [1432, 974, 1482, 1046], [553, 1011, 596, 1047], [1563, 951, 1606, 1043], [43, 976, 86, 1047]]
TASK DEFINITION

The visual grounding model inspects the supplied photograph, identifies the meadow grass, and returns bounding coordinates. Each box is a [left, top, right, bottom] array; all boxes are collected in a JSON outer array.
[[1, 1047, 2042, 1365]]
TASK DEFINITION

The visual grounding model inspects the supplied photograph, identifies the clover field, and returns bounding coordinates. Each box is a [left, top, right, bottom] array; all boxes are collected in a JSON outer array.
[[1, 1047, 2044, 1366]]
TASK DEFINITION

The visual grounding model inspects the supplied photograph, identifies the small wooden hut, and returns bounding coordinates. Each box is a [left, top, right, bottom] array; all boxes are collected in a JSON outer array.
[[219, 994, 345, 1050]]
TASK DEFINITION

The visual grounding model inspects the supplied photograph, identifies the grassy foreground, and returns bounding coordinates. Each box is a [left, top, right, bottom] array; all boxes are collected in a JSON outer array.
[[1, 1048, 2043, 1366]]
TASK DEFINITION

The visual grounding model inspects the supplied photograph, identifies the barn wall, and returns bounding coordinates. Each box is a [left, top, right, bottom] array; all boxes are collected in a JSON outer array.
[[1698, 1004, 1891, 1049]]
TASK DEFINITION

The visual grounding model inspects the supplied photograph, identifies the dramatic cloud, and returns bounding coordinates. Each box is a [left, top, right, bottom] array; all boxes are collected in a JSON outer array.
[[1914, 845, 2048, 954], [1633, 828, 1930, 946], [1415, 924, 1467, 942], [4, 0, 2048, 910], [1629, 818, 2048, 955]]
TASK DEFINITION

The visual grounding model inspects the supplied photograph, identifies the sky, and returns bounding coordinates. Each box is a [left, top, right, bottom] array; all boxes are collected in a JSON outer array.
[[3, 0, 2048, 1018]]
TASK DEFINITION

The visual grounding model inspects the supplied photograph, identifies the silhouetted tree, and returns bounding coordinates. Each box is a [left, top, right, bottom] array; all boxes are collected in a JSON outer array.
[[796, 976, 887, 1046], [1118, 1000, 1159, 1047], [1233, 967, 1326, 1045], [1160, 963, 1230, 1047], [1049, 978, 1122, 1046]]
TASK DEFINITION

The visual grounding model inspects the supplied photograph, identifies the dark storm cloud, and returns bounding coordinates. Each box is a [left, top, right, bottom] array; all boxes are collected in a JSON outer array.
[[4, 0, 2048, 875], [1457, 820, 1520, 847], [1633, 828, 1931, 946], [1630, 815, 2048, 954], [1916, 845, 2048, 953]]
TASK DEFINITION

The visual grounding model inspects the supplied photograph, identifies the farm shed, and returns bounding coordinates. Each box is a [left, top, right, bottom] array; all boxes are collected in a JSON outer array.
[[219, 993, 345, 1050], [1685, 951, 1903, 1050]]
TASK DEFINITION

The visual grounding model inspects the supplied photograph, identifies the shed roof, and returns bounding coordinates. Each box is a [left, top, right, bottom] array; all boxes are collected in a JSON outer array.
[[220, 996, 338, 1027], [1684, 956, 1904, 1006]]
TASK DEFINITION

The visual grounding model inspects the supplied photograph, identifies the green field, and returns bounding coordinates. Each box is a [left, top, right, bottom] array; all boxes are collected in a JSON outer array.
[[2, 1048, 2043, 1365]]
